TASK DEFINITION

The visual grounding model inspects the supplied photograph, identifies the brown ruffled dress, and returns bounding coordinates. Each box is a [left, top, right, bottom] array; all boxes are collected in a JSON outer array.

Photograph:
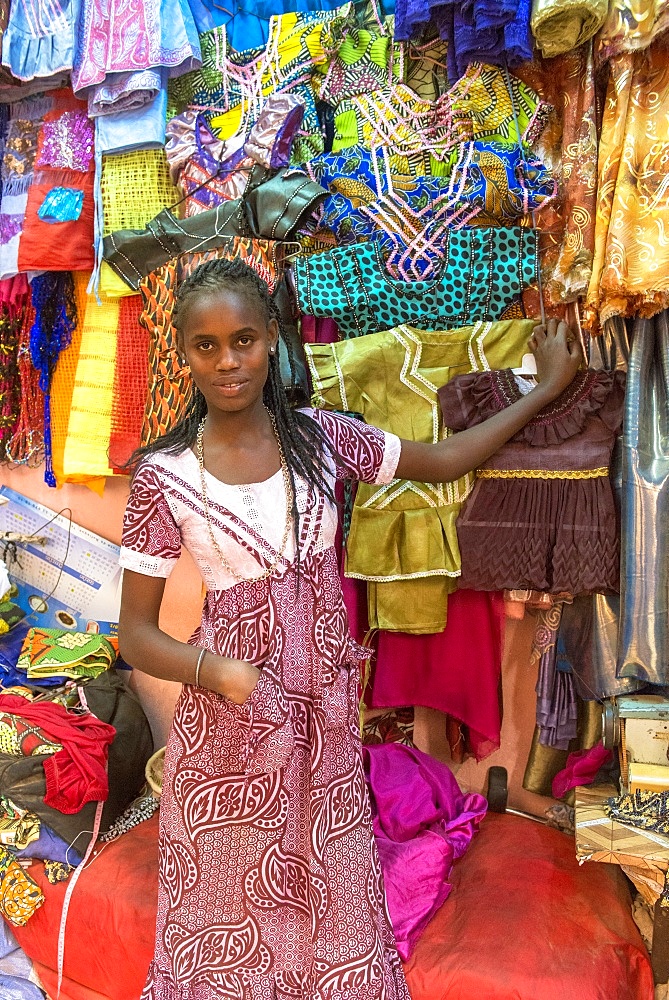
[[438, 369, 626, 594]]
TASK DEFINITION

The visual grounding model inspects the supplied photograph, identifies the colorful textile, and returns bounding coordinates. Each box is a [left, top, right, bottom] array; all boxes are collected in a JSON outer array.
[[439, 369, 626, 594], [17, 627, 118, 681], [306, 320, 533, 632], [138, 239, 280, 445], [306, 143, 554, 278], [294, 229, 538, 339], [332, 62, 552, 175], [120, 412, 411, 1000], [0, 94, 51, 280], [0, 714, 62, 757], [585, 44, 669, 329], [595, 0, 669, 64], [0, 845, 43, 926], [552, 744, 612, 799], [1, 0, 78, 82], [62, 290, 120, 485], [37, 187, 83, 222], [0, 693, 116, 814], [531, 0, 608, 57], [363, 743, 487, 961], [49, 271, 90, 488], [108, 294, 149, 472], [100, 148, 178, 298], [317, 0, 397, 105], [169, 9, 346, 162], [72, 0, 201, 112]]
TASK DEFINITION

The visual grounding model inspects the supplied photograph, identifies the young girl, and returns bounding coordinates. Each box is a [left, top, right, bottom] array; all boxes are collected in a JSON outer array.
[[119, 257, 582, 1000]]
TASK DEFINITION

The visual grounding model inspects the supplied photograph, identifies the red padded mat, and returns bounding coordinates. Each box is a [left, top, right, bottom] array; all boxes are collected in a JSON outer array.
[[14, 812, 653, 1000]]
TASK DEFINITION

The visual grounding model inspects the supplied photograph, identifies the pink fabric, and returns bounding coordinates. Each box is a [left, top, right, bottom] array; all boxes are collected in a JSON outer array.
[[370, 591, 505, 760], [0, 694, 115, 813], [0, 274, 29, 318], [363, 743, 487, 961], [552, 744, 613, 799], [300, 315, 340, 344]]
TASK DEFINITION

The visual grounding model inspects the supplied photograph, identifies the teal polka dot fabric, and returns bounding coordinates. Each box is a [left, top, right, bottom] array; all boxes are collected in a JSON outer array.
[[294, 227, 538, 338]]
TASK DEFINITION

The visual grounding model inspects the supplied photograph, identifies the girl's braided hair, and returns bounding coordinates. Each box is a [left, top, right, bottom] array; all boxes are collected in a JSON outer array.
[[128, 257, 339, 561]]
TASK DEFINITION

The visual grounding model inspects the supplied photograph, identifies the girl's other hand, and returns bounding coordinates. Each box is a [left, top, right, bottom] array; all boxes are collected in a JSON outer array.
[[529, 318, 583, 401], [201, 655, 261, 704]]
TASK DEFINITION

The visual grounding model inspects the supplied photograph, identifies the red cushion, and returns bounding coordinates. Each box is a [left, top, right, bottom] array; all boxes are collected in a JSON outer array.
[[403, 812, 654, 1000], [13, 812, 653, 1000]]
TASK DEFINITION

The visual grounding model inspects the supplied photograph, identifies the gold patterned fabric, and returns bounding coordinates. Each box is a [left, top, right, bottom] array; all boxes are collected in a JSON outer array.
[[0, 844, 44, 925], [595, 0, 669, 65], [306, 319, 532, 633], [585, 42, 669, 330]]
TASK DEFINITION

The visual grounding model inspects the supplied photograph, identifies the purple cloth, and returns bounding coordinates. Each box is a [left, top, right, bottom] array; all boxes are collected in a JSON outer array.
[[536, 640, 578, 750], [395, 0, 532, 77], [363, 743, 487, 960]]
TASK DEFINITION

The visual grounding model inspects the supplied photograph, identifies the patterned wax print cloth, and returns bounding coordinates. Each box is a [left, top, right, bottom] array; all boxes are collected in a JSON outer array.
[[0, 844, 43, 925], [120, 409, 412, 1000], [17, 627, 118, 681], [293, 229, 538, 339], [305, 143, 555, 278]]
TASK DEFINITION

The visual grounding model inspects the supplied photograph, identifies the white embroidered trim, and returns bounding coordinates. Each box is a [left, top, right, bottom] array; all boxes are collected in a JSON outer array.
[[119, 547, 178, 578], [346, 568, 461, 581], [375, 431, 401, 485]]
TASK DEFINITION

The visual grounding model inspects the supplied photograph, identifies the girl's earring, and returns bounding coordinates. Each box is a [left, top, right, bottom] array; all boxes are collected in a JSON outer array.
[[270, 346, 276, 355]]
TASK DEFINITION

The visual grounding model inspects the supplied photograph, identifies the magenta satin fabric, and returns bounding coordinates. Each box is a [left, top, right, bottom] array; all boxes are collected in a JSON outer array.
[[551, 744, 613, 799], [364, 742, 487, 960]]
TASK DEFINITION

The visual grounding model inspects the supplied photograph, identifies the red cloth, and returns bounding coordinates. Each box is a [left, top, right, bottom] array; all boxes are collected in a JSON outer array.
[[370, 590, 505, 760], [0, 695, 115, 813], [14, 812, 653, 1000]]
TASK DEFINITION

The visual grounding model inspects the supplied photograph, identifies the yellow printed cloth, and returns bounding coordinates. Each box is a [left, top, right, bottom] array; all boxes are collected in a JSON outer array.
[[0, 844, 44, 925], [306, 319, 532, 632], [62, 289, 120, 488], [332, 62, 552, 176], [531, 0, 608, 57], [585, 42, 669, 329], [17, 627, 118, 681]]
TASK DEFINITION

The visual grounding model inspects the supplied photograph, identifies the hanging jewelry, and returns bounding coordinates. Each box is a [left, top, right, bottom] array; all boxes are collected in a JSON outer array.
[[197, 410, 294, 582]]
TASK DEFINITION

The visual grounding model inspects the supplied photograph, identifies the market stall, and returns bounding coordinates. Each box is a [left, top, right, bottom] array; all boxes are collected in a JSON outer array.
[[0, 0, 665, 998]]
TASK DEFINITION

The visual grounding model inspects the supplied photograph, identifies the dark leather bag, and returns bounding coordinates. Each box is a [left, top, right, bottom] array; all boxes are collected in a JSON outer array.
[[0, 669, 153, 847], [102, 165, 327, 290]]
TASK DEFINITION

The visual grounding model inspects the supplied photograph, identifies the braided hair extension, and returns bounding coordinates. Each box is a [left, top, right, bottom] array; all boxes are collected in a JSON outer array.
[[128, 257, 341, 565]]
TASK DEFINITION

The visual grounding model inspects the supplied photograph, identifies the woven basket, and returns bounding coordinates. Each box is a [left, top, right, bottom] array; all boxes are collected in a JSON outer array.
[[145, 746, 165, 798]]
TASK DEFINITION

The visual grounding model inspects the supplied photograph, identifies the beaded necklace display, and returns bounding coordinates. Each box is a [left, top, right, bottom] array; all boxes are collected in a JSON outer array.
[[197, 410, 294, 582]]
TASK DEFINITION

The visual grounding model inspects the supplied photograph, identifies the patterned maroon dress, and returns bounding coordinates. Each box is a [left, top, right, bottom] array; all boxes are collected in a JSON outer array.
[[119, 409, 410, 1000]]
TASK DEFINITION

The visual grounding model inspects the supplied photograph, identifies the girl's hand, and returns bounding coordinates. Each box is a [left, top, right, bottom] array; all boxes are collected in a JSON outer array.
[[529, 318, 583, 401], [201, 654, 261, 704]]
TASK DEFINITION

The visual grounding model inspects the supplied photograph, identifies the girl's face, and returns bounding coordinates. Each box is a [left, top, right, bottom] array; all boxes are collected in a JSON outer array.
[[180, 287, 279, 414]]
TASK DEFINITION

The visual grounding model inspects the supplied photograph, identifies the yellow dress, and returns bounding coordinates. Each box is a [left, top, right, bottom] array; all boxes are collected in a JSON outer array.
[[306, 319, 533, 632]]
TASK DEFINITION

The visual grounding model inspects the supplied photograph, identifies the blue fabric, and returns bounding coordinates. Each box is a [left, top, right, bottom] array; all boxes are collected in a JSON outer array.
[[0, 620, 62, 689], [13, 823, 83, 866], [37, 187, 84, 224], [395, 0, 532, 73], [0, 973, 44, 1000], [187, 0, 393, 47], [1, 0, 81, 82], [95, 72, 168, 154], [307, 142, 554, 276]]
